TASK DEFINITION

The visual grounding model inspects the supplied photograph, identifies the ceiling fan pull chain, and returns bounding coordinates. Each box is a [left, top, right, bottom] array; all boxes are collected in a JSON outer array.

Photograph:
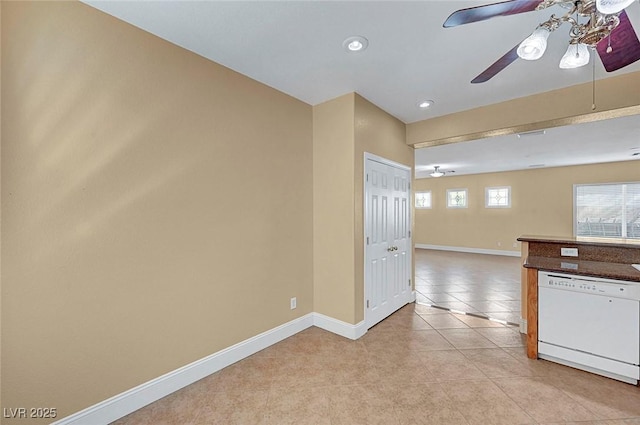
[[575, 10, 580, 58], [606, 35, 612, 53], [592, 56, 597, 111]]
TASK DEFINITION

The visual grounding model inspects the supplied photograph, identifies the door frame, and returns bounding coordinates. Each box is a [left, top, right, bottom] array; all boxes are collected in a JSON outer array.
[[363, 152, 414, 328]]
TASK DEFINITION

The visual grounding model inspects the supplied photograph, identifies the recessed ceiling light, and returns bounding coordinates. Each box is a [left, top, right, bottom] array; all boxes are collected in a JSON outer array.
[[418, 100, 434, 109], [343, 36, 368, 52]]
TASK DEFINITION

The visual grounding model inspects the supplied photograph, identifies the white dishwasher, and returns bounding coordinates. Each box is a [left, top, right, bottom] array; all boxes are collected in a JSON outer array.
[[538, 271, 640, 384]]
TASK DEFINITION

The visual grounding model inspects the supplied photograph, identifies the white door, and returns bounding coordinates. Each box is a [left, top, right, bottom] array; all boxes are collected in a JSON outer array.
[[365, 156, 412, 328]]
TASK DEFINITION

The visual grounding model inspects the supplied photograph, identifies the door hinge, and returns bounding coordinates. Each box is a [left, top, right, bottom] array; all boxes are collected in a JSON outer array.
[[408, 278, 411, 287], [366, 236, 369, 245], [366, 173, 369, 182], [408, 230, 411, 238], [366, 300, 370, 308]]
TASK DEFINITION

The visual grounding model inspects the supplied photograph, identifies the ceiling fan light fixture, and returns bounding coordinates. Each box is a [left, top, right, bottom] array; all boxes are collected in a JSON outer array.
[[595, 0, 635, 14], [559, 43, 591, 68], [430, 166, 445, 178], [517, 27, 551, 60]]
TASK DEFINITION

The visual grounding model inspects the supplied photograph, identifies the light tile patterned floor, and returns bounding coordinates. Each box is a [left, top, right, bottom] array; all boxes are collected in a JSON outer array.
[[112, 304, 640, 425], [415, 249, 522, 324]]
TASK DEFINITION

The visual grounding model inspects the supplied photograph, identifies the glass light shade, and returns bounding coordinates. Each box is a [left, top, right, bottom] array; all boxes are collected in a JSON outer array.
[[430, 166, 444, 178], [517, 28, 551, 60], [596, 0, 634, 14], [559, 43, 590, 68]]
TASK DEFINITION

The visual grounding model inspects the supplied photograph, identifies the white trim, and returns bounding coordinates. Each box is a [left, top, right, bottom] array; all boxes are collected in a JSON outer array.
[[520, 318, 527, 334], [415, 244, 520, 257], [485, 186, 511, 208], [51, 311, 374, 425], [52, 314, 314, 425], [415, 190, 432, 209], [313, 313, 367, 340], [446, 188, 468, 208], [363, 152, 411, 171]]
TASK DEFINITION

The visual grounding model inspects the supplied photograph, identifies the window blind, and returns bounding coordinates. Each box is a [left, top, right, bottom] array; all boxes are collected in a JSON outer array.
[[575, 182, 640, 239]]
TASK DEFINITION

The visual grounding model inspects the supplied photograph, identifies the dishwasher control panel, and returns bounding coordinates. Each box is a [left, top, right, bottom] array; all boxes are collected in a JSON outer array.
[[539, 271, 640, 300]]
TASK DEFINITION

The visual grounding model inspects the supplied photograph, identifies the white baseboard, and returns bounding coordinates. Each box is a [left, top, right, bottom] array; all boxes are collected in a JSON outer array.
[[52, 311, 370, 425], [520, 318, 527, 334], [313, 312, 367, 340], [415, 244, 520, 257], [52, 314, 315, 425]]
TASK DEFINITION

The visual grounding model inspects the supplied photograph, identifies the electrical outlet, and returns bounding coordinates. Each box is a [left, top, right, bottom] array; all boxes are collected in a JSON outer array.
[[512, 242, 518, 248], [497, 241, 502, 247], [290, 297, 297, 310], [561, 247, 579, 257]]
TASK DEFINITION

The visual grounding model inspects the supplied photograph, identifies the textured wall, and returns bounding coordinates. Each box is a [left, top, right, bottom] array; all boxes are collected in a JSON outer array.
[[2, 2, 313, 422], [312, 94, 356, 323]]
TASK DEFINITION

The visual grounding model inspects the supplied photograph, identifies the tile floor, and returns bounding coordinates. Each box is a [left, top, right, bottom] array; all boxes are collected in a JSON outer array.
[[415, 249, 522, 324], [112, 304, 640, 425]]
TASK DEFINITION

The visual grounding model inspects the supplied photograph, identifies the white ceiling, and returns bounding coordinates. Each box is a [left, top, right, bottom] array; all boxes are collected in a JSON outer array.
[[415, 114, 640, 178], [83, 0, 640, 177]]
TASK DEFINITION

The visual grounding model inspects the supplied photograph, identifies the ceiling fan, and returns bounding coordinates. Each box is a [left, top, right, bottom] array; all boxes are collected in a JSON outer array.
[[444, 0, 640, 83], [429, 166, 455, 177]]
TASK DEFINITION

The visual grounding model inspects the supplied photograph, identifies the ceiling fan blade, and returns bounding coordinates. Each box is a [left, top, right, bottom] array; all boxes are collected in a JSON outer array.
[[444, 0, 544, 28], [471, 43, 520, 83], [597, 10, 640, 72]]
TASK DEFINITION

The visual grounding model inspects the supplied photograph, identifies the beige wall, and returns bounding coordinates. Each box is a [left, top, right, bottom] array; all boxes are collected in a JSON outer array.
[[312, 94, 413, 324], [313, 94, 356, 323], [2, 2, 313, 423], [354, 94, 414, 323], [407, 71, 640, 148], [414, 160, 640, 253], [0, 1, 3, 414], [7, 0, 636, 422]]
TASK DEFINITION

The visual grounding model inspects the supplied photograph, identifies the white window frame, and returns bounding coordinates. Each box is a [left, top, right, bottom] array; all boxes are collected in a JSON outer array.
[[485, 186, 511, 208], [415, 191, 432, 209], [573, 181, 640, 240], [446, 188, 468, 209]]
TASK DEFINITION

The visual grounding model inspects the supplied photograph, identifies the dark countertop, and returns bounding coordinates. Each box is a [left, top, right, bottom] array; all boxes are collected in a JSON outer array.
[[518, 235, 640, 248], [524, 255, 640, 282]]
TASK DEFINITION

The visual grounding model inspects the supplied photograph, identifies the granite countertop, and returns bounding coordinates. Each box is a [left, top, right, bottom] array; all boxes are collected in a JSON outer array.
[[518, 235, 640, 248], [524, 255, 640, 282]]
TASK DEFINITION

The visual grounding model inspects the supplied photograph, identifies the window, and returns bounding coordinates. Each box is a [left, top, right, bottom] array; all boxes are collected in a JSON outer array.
[[486, 186, 511, 208], [574, 182, 640, 239], [447, 188, 467, 208], [415, 191, 432, 209]]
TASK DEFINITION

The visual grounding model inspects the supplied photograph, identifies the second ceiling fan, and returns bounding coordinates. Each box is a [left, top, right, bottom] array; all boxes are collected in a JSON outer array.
[[443, 0, 640, 83]]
